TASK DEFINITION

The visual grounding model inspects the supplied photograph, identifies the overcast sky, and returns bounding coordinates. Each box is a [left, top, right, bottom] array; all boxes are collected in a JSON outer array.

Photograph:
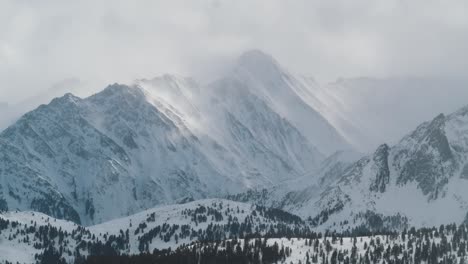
[[2, 0, 468, 103]]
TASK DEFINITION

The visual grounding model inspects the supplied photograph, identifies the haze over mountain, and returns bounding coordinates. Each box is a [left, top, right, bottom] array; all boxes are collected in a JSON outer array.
[[316, 77, 468, 151], [0, 78, 89, 131], [4, 54, 468, 154], [0, 50, 352, 225]]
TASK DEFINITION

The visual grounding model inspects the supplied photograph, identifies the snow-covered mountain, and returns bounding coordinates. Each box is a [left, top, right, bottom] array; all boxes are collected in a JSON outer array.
[[226, 149, 362, 217], [227, 50, 352, 156], [228, 102, 468, 231], [307, 105, 468, 230], [4, 49, 468, 233], [0, 50, 351, 225], [0, 85, 233, 225]]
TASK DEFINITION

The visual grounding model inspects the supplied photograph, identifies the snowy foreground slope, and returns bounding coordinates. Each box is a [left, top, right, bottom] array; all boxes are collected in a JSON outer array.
[[0, 199, 307, 263], [2, 199, 468, 264]]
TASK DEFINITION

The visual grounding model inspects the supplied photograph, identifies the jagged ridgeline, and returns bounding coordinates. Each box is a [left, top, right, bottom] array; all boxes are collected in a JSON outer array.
[[0, 51, 354, 226], [304, 108, 468, 230], [227, 104, 468, 231]]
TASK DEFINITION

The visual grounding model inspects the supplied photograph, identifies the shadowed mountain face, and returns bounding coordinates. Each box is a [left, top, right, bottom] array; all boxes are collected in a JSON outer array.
[[0, 51, 351, 225], [0, 86, 224, 224]]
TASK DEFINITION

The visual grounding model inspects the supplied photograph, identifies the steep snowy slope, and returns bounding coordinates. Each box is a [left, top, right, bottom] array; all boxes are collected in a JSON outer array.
[[0, 85, 237, 225], [228, 50, 352, 156], [309, 105, 468, 230], [201, 77, 323, 184], [138, 74, 323, 187], [296, 77, 365, 152]]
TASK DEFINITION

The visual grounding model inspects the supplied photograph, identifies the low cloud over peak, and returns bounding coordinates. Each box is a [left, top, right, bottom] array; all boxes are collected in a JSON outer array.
[[2, 0, 468, 102]]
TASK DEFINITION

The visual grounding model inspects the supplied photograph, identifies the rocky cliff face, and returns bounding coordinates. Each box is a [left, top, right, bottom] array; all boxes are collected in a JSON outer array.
[[370, 144, 390, 193]]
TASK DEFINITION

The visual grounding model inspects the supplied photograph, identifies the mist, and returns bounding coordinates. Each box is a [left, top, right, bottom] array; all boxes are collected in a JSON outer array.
[[2, 0, 468, 151], [2, 1, 468, 100]]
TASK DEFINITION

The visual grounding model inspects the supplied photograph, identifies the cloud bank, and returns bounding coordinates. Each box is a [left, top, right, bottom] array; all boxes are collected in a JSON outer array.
[[2, 0, 468, 102]]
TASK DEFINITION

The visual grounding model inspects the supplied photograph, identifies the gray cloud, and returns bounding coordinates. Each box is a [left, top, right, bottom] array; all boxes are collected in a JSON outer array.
[[1, 0, 468, 103]]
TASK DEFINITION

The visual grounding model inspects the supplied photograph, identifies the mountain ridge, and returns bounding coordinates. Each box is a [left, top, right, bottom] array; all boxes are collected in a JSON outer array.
[[304, 105, 468, 229], [0, 51, 350, 225]]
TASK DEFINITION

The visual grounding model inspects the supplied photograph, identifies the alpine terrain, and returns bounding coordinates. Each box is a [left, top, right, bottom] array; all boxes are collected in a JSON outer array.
[[0, 50, 350, 226], [1, 50, 468, 264], [293, 105, 468, 231]]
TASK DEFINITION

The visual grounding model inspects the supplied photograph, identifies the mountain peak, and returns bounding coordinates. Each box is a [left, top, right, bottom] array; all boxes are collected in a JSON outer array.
[[235, 50, 283, 76], [93, 83, 145, 100], [238, 49, 277, 63], [49, 92, 81, 107], [102, 83, 136, 93]]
